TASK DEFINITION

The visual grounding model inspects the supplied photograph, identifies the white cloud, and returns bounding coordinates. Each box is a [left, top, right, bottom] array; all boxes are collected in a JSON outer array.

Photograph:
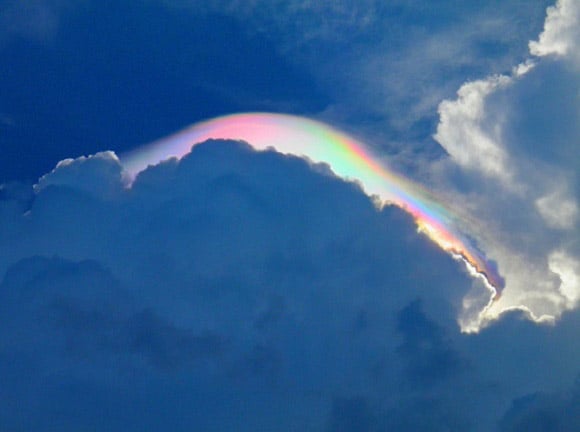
[[434, 74, 514, 184], [35, 151, 125, 198], [529, 0, 580, 62], [432, 0, 580, 330], [549, 250, 580, 306], [535, 188, 579, 230]]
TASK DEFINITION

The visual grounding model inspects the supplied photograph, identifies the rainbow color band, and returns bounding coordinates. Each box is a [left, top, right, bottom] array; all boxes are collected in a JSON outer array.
[[121, 113, 504, 296]]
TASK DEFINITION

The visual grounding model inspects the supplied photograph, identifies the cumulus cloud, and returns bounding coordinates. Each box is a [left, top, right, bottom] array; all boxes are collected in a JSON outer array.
[[529, 0, 580, 63], [395, 299, 467, 389], [1, 1, 579, 429], [0, 141, 471, 430], [35, 151, 126, 197], [2, 139, 578, 430], [431, 0, 580, 330], [434, 74, 515, 184], [549, 251, 580, 307]]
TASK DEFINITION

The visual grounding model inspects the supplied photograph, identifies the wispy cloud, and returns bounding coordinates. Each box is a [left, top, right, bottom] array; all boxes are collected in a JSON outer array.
[[161, 0, 551, 139]]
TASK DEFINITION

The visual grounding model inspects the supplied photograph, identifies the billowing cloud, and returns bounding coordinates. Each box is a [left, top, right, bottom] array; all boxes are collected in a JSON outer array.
[[431, 0, 579, 330], [434, 73, 515, 185], [2, 138, 579, 430], [1, 1, 579, 430], [529, 0, 580, 63], [0, 141, 467, 430]]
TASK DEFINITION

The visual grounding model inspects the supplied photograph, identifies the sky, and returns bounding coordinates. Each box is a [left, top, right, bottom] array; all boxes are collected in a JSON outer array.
[[0, 0, 579, 431]]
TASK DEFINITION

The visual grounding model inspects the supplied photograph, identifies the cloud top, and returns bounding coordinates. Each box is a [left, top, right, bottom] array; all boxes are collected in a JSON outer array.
[[123, 113, 507, 326]]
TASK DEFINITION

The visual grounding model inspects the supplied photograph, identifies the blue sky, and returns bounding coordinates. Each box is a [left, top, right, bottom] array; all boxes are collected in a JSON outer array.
[[1, 1, 579, 431]]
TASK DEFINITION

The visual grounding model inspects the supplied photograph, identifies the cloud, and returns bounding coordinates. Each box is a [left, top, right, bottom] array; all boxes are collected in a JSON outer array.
[[395, 300, 465, 387], [529, 0, 580, 63], [0, 140, 471, 430], [500, 381, 580, 432], [159, 0, 551, 145], [430, 0, 579, 330], [2, 137, 580, 430], [549, 251, 580, 307], [1, 1, 579, 429], [434, 73, 515, 185], [35, 151, 126, 198], [0, 254, 223, 371], [535, 188, 579, 230]]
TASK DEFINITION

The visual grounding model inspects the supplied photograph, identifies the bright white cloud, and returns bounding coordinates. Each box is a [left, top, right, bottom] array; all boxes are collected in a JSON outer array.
[[529, 0, 580, 62], [432, 0, 580, 331], [549, 250, 580, 306], [434, 74, 514, 184]]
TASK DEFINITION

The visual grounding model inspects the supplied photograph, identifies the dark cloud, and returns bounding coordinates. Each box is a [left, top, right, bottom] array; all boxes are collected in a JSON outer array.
[[385, 397, 472, 432], [396, 300, 465, 386], [500, 381, 580, 432], [0, 141, 471, 430], [0, 255, 222, 371], [125, 309, 224, 370], [1, 140, 578, 430]]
